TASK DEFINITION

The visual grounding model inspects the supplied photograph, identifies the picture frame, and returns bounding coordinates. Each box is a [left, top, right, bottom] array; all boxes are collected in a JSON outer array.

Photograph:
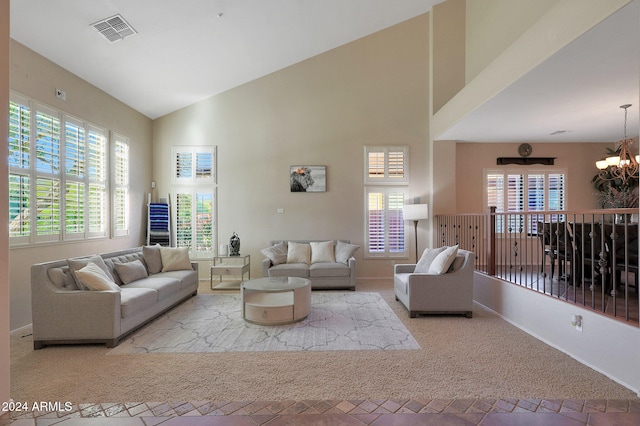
[[290, 165, 326, 192]]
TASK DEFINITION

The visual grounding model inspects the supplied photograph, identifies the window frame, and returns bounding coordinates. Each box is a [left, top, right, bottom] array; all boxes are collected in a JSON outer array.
[[170, 145, 217, 259], [363, 146, 409, 259], [111, 133, 130, 237], [8, 92, 126, 246], [485, 168, 567, 234]]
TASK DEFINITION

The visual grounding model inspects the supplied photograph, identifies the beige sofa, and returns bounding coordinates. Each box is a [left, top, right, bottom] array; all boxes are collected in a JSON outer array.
[[261, 240, 358, 290], [31, 246, 198, 349]]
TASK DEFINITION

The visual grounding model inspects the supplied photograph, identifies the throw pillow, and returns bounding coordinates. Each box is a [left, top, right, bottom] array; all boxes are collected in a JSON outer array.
[[67, 255, 114, 290], [143, 244, 163, 274], [335, 241, 359, 264], [310, 241, 335, 264], [414, 246, 447, 273], [428, 245, 459, 275], [114, 259, 149, 285], [261, 241, 288, 265], [287, 242, 311, 264], [160, 247, 193, 272], [75, 262, 121, 292]]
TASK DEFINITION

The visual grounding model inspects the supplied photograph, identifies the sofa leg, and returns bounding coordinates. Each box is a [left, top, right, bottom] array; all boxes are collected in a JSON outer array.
[[106, 338, 118, 348], [409, 312, 417, 318], [33, 341, 44, 350], [465, 311, 473, 318]]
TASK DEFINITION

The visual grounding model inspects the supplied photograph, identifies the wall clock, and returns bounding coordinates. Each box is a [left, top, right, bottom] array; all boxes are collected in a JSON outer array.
[[518, 143, 533, 157]]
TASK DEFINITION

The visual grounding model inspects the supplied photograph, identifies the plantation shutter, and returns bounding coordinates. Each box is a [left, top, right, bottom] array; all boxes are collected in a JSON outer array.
[[175, 191, 193, 250], [9, 97, 31, 242], [364, 147, 408, 184], [87, 126, 108, 237], [173, 146, 216, 184], [113, 134, 130, 236], [365, 187, 407, 257]]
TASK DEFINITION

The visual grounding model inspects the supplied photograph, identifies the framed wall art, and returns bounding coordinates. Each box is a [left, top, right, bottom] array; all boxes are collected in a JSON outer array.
[[290, 165, 326, 192]]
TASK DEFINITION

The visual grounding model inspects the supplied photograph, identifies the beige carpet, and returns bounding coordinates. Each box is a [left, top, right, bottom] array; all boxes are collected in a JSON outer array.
[[10, 280, 638, 404]]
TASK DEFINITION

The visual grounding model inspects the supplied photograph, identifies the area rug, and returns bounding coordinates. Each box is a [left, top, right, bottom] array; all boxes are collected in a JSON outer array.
[[107, 292, 420, 354]]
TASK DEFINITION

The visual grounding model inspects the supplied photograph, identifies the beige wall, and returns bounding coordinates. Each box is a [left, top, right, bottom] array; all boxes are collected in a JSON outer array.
[[153, 15, 431, 279], [1, 0, 10, 412], [455, 142, 614, 213], [465, 0, 556, 83], [8, 42, 154, 330]]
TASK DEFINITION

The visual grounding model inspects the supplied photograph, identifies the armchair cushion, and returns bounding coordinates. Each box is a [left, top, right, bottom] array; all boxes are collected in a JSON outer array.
[[414, 246, 447, 273], [428, 245, 459, 275]]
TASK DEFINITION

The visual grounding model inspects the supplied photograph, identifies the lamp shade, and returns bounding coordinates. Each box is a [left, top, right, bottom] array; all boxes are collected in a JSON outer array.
[[402, 204, 429, 221]]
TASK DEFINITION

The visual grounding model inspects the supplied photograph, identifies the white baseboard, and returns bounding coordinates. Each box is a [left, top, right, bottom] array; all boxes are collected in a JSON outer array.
[[10, 324, 32, 337]]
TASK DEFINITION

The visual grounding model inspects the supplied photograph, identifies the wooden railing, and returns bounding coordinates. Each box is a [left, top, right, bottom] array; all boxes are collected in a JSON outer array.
[[436, 208, 639, 325]]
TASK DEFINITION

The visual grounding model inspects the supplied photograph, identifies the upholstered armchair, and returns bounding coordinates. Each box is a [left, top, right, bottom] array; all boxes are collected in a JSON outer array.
[[394, 249, 474, 318]]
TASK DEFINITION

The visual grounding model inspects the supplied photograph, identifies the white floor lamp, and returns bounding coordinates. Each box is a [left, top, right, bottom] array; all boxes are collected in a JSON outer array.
[[402, 204, 429, 262]]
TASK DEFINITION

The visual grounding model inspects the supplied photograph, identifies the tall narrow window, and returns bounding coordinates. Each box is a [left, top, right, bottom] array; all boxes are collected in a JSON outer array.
[[9, 96, 31, 243], [112, 134, 130, 237], [171, 145, 216, 258], [34, 105, 61, 242], [87, 126, 108, 237], [364, 146, 409, 258]]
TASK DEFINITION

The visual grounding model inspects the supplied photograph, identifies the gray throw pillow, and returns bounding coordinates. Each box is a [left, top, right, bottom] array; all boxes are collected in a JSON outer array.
[[414, 246, 447, 273], [335, 241, 359, 264], [114, 259, 149, 284], [143, 244, 163, 274]]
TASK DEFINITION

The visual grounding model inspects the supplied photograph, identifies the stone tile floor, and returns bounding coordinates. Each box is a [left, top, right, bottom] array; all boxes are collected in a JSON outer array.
[[3, 398, 640, 425]]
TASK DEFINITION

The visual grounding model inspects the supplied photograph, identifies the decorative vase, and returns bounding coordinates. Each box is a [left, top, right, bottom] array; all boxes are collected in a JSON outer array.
[[229, 232, 240, 256]]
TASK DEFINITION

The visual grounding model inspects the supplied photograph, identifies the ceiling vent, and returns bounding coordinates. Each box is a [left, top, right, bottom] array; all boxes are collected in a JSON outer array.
[[92, 14, 137, 43]]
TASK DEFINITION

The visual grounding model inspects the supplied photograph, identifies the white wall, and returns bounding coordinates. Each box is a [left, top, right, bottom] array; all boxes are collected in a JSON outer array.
[[8, 42, 154, 330], [153, 15, 431, 279], [475, 273, 640, 394]]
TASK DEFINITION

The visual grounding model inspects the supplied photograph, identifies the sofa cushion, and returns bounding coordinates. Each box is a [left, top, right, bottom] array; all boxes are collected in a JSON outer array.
[[67, 255, 114, 290], [47, 267, 78, 290], [114, 259, 149, 285], [120, 287, 158, 318], [261, 241, 288, 265], [414, 247, 447, 273], [75, 262, 121, 292], [143, 244, 163, 274], [287, 242, 310, 264], [153, 270, 198, 290], [309, 262, 350, 277], [429, 245, 459, 275], [160, 247, 193, 272], [123, 276, 182, 300], [268, 263, 310, 278], [310, 241, 335, 264], [335, 241, 359, 264]]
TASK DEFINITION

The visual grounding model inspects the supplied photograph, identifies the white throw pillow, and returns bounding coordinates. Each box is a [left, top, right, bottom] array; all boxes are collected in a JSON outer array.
[[310, 241, 335, 264], [114, 259, 149, 284], [414, 246, 447, 273], [261, 242, 288, 265], [287, 242, 311, 264], [67, 255, 114, 290], [335, 241, 359, 264], [75, 262, 121, 292], [160, 247, 193, 272], [428, 245, 459, 275]]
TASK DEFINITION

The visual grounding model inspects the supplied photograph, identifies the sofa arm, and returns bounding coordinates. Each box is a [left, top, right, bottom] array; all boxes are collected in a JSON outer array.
[[32, 285, 121, 343], [394, 264, 416, 274], [262, 258, 273, 277]]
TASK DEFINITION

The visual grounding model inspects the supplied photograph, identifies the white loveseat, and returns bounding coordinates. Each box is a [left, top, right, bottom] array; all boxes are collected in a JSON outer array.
[[261, 240, 358, 290], [31, 246, 198, 349]]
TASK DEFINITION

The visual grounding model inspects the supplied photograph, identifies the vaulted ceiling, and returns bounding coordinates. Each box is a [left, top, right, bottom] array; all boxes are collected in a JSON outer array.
[[9, 0, 640, 144]]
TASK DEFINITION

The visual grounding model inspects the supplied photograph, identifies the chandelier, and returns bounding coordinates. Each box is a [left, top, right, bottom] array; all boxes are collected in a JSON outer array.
[[595, 104, 639, 185]]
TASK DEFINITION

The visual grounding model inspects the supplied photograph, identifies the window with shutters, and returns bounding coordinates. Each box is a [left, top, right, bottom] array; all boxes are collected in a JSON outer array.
[[112, 134, 130, 237], [486, 170, 566, 234], [364, 146, 408, 258], [171, 146, 216, 258], [8, 92, 126, 246]]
